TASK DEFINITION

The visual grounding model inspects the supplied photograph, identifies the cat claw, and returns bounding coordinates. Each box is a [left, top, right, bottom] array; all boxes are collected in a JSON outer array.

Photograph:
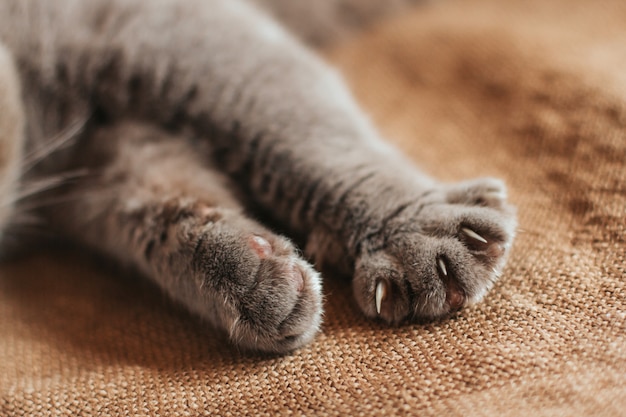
[[437, 258, 448, 276], [375, 280, 387, 315], [461, 227, 488, 244], [484, 190, 507, 201]]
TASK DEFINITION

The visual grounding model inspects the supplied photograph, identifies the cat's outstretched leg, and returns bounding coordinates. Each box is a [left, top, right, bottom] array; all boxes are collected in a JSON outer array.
[[287, 157, 517, 323], [46, 122, 322, 354]]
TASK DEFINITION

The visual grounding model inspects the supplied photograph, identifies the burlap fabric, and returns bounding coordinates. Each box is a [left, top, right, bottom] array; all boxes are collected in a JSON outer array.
[[1, 0, 624, 415]]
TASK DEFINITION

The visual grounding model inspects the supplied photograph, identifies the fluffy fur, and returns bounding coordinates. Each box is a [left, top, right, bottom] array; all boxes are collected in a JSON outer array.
[[0, 0, 516, 353]]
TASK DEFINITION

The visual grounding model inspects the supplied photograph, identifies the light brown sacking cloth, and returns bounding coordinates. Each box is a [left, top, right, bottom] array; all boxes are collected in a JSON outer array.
[[1, 0, 624, 415]]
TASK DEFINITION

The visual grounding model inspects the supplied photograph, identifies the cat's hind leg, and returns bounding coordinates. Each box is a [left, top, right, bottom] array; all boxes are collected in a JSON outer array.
[[46, 121, 322, 354]]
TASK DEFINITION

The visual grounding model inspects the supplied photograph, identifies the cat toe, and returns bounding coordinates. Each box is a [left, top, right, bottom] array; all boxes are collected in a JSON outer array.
[[446, 177, 509, 208], [437, 257, 465, 312], [353, 252, 413, 323], [247, 234, 306, 293]]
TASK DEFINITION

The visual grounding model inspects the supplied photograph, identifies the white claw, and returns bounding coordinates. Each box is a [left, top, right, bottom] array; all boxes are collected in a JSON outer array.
[[438, 258, 448, 276], [375, 281, 386, 315], [462, 227, 488, 244], [485, 190, 507, 201]]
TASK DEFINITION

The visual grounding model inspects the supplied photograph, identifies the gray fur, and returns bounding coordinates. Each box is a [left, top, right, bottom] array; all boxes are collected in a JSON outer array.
[[0, 0, 516, 353]]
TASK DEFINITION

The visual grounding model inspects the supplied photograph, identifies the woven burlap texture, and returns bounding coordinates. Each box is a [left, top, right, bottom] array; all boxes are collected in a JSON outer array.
[[1, 0, 624, 415]]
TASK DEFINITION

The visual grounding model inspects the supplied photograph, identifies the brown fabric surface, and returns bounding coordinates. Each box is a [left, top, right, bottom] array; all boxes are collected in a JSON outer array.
[[2, 0, 625, 415]]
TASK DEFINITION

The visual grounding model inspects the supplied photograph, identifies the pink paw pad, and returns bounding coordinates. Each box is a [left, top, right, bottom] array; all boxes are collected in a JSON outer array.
[[249, 235, 273, 259], [446, 280, 465, 311], [248, 235, 305, 292], [289, 264, 305, 293]]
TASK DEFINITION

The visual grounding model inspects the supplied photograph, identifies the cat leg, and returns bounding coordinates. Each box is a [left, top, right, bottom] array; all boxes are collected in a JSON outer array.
[[277, 151, 517, 323], [45, 121, 322, 354]]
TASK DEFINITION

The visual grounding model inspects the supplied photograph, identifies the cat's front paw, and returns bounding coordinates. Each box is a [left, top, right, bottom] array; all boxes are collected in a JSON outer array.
[[189, 212, 323, 354], [352, 178, 516, 323], [236, 234, 323, 353]]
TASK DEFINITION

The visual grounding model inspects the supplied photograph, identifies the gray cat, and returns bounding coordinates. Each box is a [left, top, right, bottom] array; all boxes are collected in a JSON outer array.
[[0, 0, 516, 354]]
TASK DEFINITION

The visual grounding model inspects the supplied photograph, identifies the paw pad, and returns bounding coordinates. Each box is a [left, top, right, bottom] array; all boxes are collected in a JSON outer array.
[[249, 235, 273, 259]]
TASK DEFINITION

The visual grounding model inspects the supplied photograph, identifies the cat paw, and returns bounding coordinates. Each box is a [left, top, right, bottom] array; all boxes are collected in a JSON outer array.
[[352, 178, 516, 323], [189, 211, 323, 353]]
